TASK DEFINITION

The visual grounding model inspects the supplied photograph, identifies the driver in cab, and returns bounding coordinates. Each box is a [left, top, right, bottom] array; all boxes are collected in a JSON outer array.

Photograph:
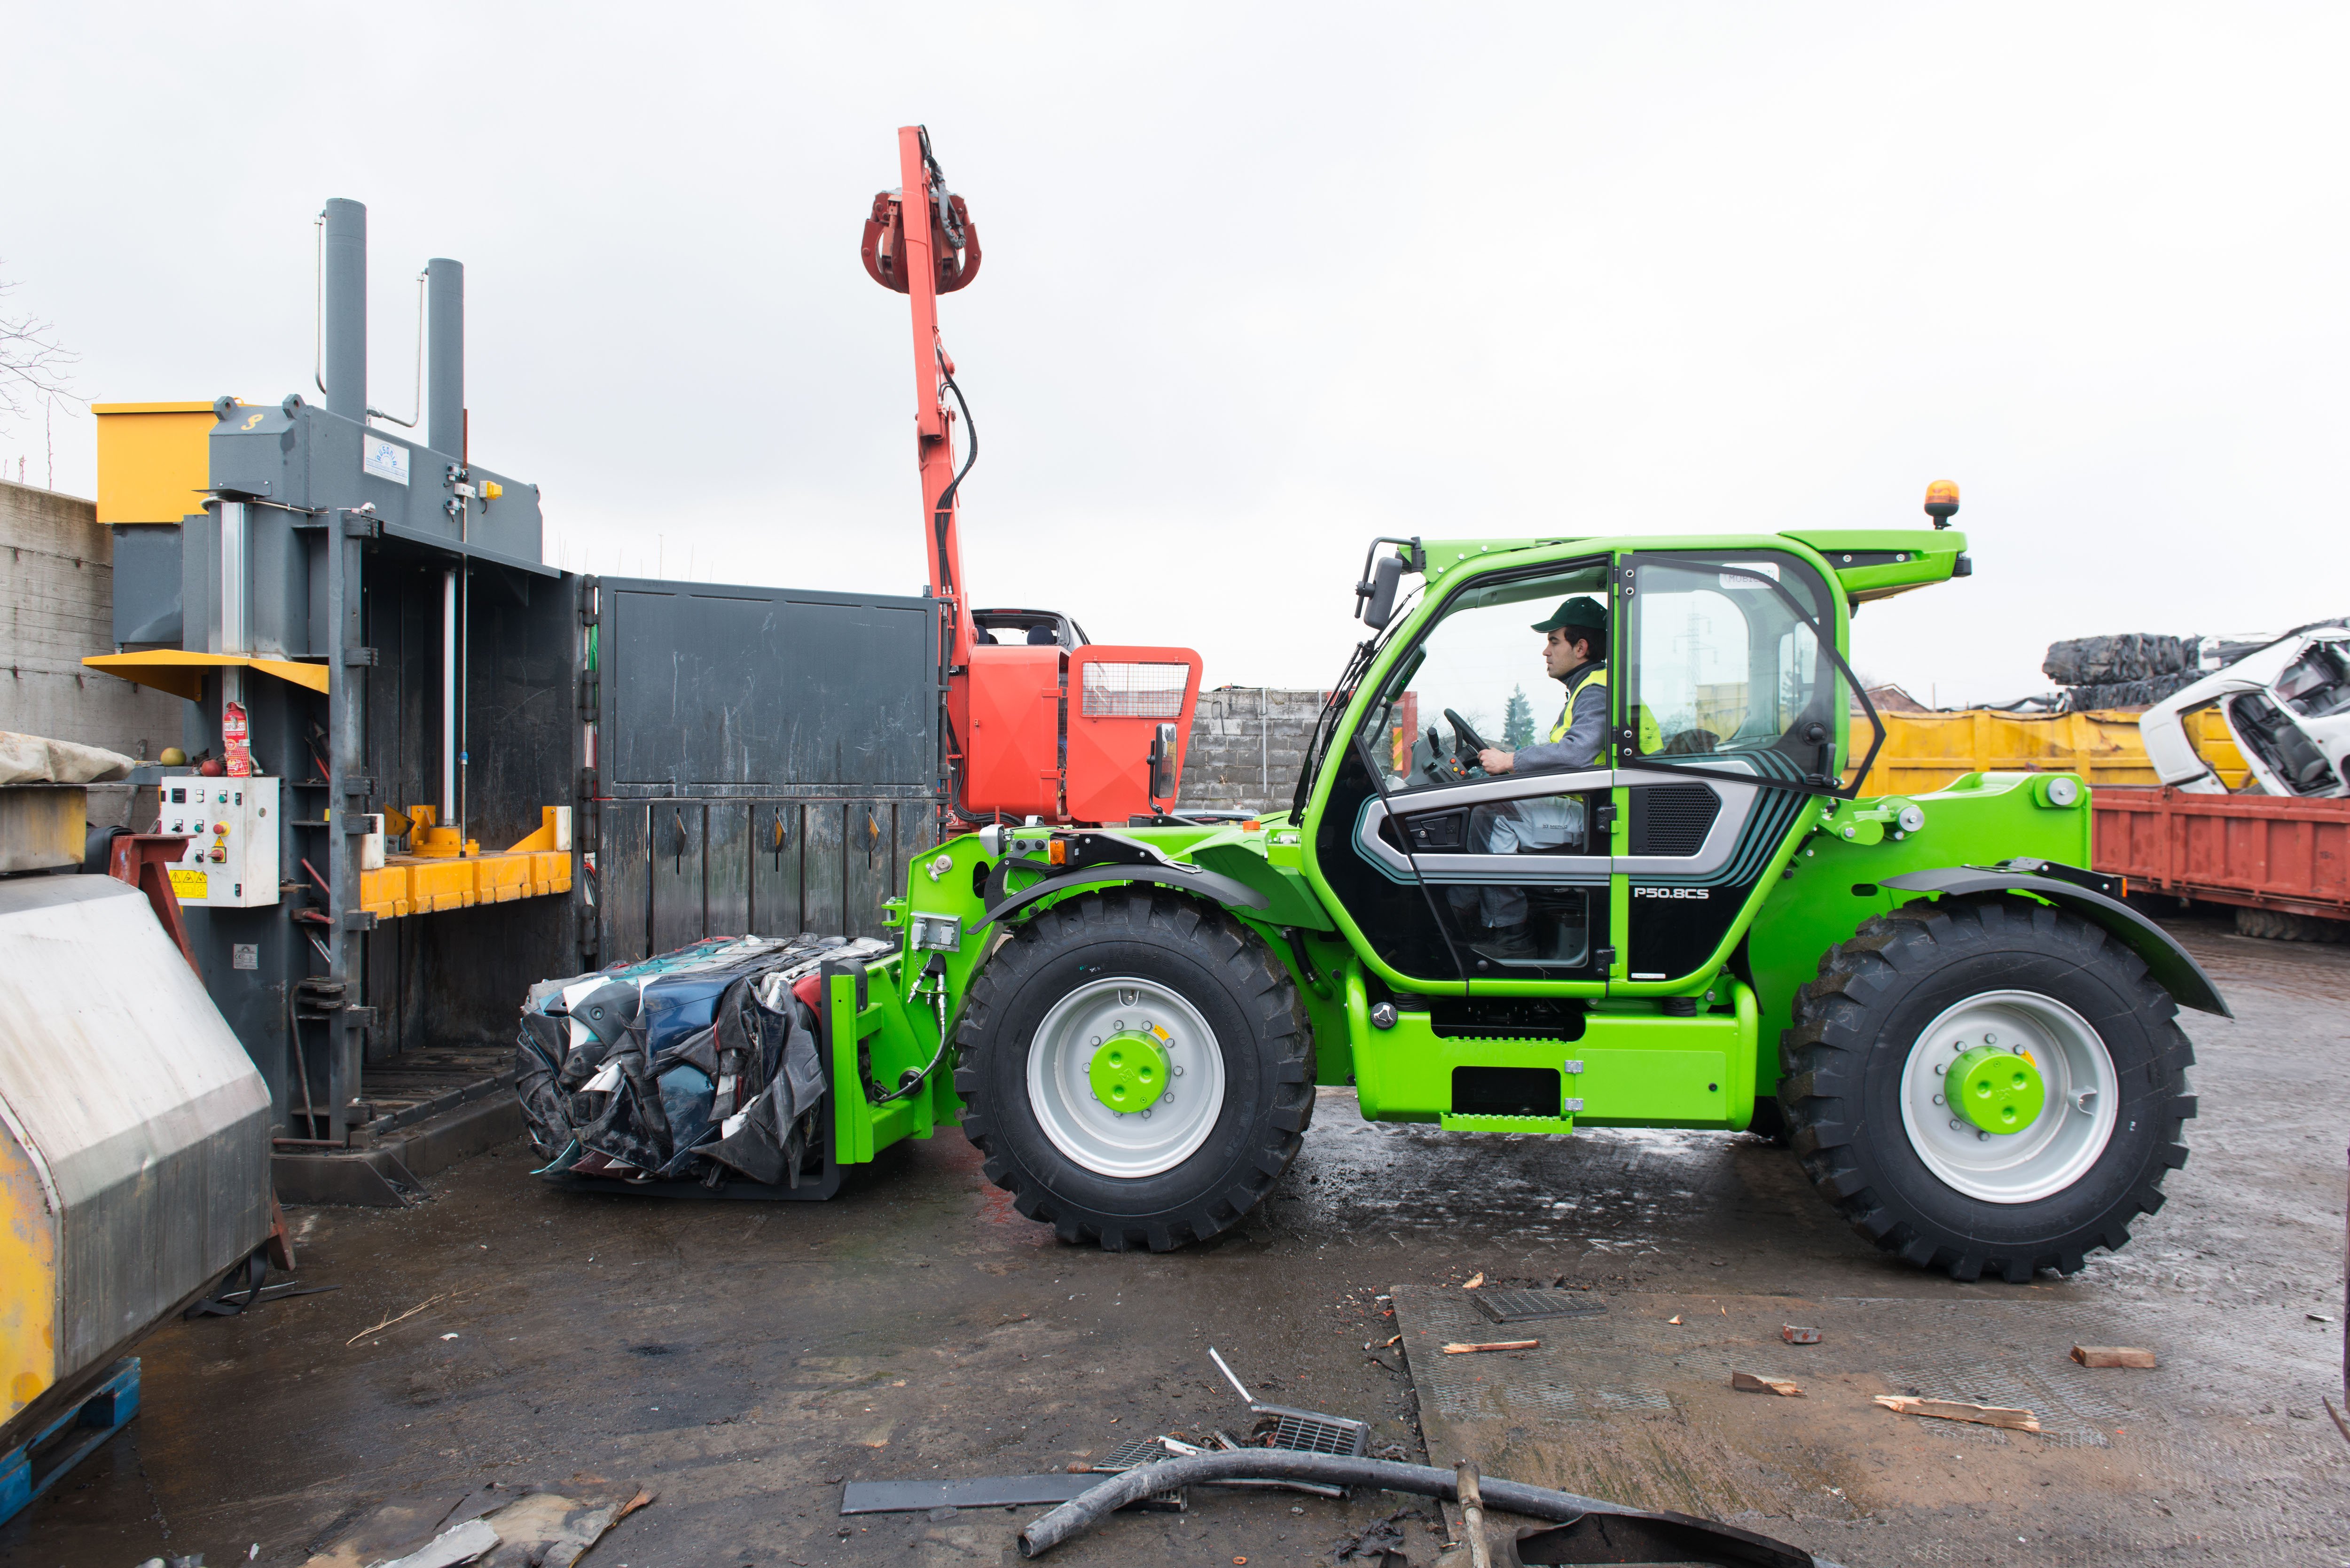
[[1452, 595, 1610, 958], [1479, 596, 1610, 780]]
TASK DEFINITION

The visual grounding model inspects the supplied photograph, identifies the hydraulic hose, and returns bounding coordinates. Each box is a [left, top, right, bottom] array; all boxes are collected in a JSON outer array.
[[1014, 1450, 1841, 1564]]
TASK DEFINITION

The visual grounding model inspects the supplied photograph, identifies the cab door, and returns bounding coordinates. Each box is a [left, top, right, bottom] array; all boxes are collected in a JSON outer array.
[[1612, 549, 1849, 985], [1307, 554, 1616, 987]]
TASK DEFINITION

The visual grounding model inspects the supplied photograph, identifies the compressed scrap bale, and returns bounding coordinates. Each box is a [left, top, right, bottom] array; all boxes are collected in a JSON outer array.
[[2062, 671, 2204, 712], [2071, 1345, 2158, 1368], [514, 934, 889, 1188], [2043, 633, 2198, 686], [1730, 1371, 1804, 1396], [1873, 1395, 2040, 1432]]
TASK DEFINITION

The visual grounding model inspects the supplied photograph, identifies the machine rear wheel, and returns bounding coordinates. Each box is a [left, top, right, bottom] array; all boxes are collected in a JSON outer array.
[[953, 888, 1313, 1251], [1777, 896, 2196, 1282]]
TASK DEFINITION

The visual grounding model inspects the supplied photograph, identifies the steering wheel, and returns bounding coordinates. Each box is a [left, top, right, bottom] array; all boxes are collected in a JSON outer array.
[[1442, 708, 1492, 768]]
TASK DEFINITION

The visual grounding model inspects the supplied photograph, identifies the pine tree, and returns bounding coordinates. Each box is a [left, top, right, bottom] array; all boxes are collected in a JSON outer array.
[[1503, 684, 1535, 748]]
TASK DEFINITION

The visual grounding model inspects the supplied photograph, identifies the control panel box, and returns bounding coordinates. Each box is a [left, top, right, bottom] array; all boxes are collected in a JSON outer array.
[[159, 775, 281, 908]]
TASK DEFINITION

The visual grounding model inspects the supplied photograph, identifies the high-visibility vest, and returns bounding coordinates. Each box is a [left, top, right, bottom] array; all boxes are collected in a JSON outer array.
[[1550, 664, 1609, 743], [1550, 664, 1658, 754]]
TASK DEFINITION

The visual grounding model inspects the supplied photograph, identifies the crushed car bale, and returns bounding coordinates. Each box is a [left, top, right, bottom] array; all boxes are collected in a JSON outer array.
[[516, 934, 889, 1188]]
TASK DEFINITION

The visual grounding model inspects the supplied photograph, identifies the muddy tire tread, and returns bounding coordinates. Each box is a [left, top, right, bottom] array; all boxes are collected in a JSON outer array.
[[1777, 896, 2195, 1281], [953, 888, 1312, 1253]]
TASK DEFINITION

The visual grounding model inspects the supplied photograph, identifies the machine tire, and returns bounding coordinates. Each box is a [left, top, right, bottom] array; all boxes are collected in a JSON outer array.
[[2233, 905, 2349, 943], [953, 887, 1314, 1251], [1776, 895, 2195, 1282]]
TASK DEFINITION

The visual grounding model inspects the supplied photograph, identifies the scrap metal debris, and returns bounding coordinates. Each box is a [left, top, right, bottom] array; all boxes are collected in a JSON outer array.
[[298, 1482, 639, 1568], [1781, 1324, 1821, 1344], [1515, 1507, 1821, 1567], [1473, 1288, 1606, 1326], [1872, 1395, 2041, 1432], [2070, 1345, 2157, 1368], [517, 935, 888, 1188], [1014, 1452, 1828, 1563], [1331, 1505, 1430, 1564], [1731, 1371, 1804, 1397]]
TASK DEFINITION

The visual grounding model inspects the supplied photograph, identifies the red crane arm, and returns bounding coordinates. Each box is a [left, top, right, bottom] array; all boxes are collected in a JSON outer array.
[[862, 125, 982, 672]]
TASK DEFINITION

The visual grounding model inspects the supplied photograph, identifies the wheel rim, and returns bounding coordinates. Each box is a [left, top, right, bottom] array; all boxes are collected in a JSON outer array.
[[1896, 989, 2119, 1204], [1026, 976, 1226, 1178]]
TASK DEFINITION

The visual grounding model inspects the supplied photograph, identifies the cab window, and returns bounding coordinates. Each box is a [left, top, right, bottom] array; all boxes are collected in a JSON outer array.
[[1354, 561, 1612, 794], [1624, 554, 1840, 775]]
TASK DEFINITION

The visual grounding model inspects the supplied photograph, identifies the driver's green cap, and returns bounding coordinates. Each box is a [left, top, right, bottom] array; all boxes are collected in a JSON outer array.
[[1531, 595, 1607, 634]]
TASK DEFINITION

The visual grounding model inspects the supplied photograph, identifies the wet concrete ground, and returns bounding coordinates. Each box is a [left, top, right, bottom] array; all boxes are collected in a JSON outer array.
[[5, 913, 2346, 1568]]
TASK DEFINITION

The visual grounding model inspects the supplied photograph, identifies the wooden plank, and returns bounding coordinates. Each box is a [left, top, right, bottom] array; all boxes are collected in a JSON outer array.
[[2070, 1345, 2157, 1368], [1872, 1395, 2040, 1432], [1730, 1371, 1803, 1396]]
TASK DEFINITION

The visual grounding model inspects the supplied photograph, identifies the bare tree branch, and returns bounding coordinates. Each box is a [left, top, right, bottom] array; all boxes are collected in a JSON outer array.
[[0, 269, 80, 428]]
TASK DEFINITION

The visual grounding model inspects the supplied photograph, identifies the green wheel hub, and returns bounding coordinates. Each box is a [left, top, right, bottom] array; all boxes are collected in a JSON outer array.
[[1945, 1043, 2045, 1134], [1087, 1029, 1171, 1115]]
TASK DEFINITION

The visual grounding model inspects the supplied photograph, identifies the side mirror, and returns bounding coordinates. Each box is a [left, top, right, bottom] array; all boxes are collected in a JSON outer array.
[[1358, 553, 1405, 629], [1147, 722, 1180, 804]]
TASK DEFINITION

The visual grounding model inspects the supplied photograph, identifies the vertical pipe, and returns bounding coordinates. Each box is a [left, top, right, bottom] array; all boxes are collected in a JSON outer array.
[[321, 199, 367, 421], [425, 258, 464, 457], [443, 568, 459, 825]]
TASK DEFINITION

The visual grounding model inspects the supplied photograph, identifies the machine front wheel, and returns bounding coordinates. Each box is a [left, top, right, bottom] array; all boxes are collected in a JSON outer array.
[[953, 888, 1313, 1251], [1777, 896, 2196, 1282]]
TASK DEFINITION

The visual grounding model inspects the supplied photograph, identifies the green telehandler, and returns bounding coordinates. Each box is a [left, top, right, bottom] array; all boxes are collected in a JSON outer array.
[[817, 490, 2223, 1282]]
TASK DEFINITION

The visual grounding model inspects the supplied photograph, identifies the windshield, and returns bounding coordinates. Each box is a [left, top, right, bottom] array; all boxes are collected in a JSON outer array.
[[1290, 584, 1426, 819]]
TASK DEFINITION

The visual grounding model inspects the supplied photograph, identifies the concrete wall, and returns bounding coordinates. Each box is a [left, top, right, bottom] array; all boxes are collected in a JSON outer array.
[[0, 478, 183, 758], [1179, 686, 1327, 814]]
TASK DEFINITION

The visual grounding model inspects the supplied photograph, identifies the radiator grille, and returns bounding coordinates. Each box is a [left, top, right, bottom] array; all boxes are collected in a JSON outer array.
[[1629, 783, 1720, 856], [1081, 662, 1189, 718]]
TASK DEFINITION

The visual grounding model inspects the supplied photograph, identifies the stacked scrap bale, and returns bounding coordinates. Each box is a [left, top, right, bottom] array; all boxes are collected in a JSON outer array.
[[2043, 634, 2203, 712]]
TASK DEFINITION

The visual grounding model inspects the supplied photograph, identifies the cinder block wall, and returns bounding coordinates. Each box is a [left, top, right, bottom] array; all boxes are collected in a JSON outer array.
[[0, 477, 182, 757], [1179, 686, 1328, 814]]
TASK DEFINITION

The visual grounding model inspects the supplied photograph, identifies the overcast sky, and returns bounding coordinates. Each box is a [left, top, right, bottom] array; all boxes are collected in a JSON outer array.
[[5, 4, 2343, 705]]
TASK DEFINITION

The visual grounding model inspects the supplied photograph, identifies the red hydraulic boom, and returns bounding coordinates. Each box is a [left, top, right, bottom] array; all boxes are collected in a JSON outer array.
[[865, 126, 1202, 826]]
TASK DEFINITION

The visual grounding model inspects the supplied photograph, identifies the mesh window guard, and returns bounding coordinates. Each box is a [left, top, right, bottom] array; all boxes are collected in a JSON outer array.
[[1081, 661, 1189, 718]]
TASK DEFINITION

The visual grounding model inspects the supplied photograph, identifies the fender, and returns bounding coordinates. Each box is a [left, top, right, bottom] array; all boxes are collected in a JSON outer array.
[[1880, 865, 2230, 1018], [973, 864, 1271, 931]]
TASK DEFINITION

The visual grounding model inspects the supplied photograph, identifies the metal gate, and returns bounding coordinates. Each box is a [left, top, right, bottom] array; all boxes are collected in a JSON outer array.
[[582, 575, 941, 963]]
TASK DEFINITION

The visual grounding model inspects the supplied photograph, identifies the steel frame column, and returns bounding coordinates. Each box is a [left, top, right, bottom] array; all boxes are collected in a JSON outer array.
[[325, 507, 379, 1139]]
